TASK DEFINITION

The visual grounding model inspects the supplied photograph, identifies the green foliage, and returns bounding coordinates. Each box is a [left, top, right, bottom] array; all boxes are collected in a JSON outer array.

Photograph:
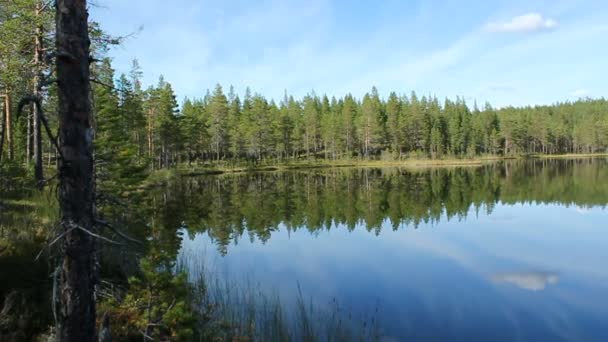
[[0, 161, 32, 197], [80, 53, 604, 168], [0, 0, 52, 88], [0, 189, 57, 341], [147, 81, 608, 166], [99, 259, 197, 341], [93, 59, 148, 194], [357, 88, 385, 156]]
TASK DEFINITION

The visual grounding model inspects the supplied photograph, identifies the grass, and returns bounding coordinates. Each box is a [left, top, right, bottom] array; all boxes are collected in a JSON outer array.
[[154, 156, 499, 178], [177, 249, 384, 342], [531, 152, 608, 159], [140, 153, 608, 186]]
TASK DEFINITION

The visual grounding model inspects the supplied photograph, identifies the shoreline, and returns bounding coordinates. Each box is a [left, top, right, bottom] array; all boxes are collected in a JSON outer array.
[[142, 153, 608, 182]]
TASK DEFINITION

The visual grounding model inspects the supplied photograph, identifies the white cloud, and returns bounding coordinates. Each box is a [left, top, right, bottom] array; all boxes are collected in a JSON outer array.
[[487, 13, 558, 33], [571, 89, 590, 98]]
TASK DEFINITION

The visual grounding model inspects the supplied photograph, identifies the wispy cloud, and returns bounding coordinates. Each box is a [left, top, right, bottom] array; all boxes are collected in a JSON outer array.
[[93, 1, 608, 107], [486, 13, 558, 33], [487, 85, 516, 93], [571, 89, 590, 98]]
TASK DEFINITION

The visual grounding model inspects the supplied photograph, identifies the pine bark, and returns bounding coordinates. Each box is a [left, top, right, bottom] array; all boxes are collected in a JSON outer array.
[[55, 0, 97, 341]]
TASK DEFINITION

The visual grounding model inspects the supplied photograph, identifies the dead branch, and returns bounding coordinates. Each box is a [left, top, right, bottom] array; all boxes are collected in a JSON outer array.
[[39, 0, 53, 12], [90, 78, 122, 93], [66, 221, 124, 246], [94, 219, 144, 245], [34, 224, 73, 261]]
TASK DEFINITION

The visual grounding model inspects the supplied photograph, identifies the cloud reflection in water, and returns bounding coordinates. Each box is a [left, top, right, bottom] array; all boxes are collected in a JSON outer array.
[[491, 272, 559, 291]]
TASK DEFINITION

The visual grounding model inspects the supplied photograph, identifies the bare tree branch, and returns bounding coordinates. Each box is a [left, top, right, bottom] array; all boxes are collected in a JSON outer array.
[[94, 219, 144, 245], [67, 221, 124, 246]]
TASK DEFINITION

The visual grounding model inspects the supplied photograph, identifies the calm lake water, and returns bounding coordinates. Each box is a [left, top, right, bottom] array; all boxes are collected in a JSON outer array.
[[2, 158, 608, 341], [171, 159, 608, 341]]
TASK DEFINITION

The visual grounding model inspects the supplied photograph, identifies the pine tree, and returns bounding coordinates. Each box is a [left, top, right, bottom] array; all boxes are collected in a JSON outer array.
[[94, 60, 147, 192], [180, 98, 207, 164], [302, 93, 320, 157], [150, 76, 180, 168], [386, 92, 402, 156], [244, 94, 272, 160], [320, 95, 335, 159], [341, 94, 357, 157], [207, 84, 229, 160], [276, 93, 294, 159], [227, 86, 243, 159], [405, 92, 430, 154], [287, 95, 303, 158]]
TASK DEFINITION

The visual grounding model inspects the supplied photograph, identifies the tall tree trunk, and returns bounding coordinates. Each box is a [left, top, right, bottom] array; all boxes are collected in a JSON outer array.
[[0, 95, 5, 160], [48, 139, 53, 166], [55, 0, 97, 341], [26, 115, 32, 165], [6, 93, 13, 160], [147, 108, 154, 167], [33, 6, 44, 184]]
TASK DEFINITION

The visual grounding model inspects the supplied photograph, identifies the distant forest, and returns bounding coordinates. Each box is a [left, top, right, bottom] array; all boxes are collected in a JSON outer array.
[[2, 55, 608, 172], [93, 58, 608, 168]]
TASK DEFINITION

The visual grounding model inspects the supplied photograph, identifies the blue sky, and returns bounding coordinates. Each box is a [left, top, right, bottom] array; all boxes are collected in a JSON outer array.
[[90, 0, 608, 107]]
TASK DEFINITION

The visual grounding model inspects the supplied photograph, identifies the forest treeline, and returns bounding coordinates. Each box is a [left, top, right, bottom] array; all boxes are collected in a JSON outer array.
[[2, 55, 608, 173], [94, 59, 608, 170]]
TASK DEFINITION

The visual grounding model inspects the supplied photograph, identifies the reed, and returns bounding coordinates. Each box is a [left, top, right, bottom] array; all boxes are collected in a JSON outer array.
[[177, 250, 383, 341]]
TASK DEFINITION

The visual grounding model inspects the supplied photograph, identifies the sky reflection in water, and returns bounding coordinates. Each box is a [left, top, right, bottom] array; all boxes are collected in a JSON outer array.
[[181, 202, 608, 341]]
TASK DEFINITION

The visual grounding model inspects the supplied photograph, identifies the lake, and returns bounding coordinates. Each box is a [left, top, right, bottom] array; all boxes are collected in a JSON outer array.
[[2, 158, 608, 341], [169, 158, 608, 341]]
